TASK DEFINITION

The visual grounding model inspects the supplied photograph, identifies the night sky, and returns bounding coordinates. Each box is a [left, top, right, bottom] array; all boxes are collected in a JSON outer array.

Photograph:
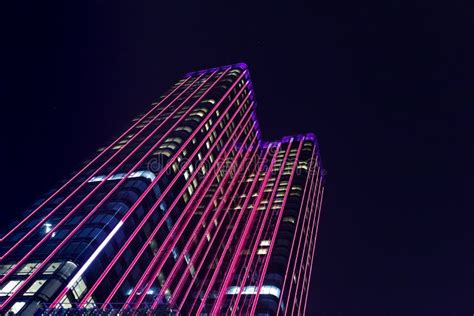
[[1, 1, 473, 315]]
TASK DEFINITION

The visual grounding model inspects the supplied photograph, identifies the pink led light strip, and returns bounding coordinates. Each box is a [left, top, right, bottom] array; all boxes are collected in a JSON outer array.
[[302, 186, 324, 316], [170, 140, 260, 311], [0, 70, 226, 309], [185, 146, 273, 314], [133, 110, 256, 310], [289, 164, 321, 316], [117, 93, 253, 309], [0, 72, 210, 282], [249, 138, 304, 316], [0, 77, 192, 246], [48, 69, 247, 309], [292, 165, 323, 316], [151, 135, 258, 310], [196, 144, 281, 315], [228, 140, 293, 314], [275, 146, 318, 316]]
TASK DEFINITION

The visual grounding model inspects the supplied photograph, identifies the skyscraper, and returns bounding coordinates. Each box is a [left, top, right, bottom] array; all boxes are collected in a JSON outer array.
[[0, 64, 324, 315]]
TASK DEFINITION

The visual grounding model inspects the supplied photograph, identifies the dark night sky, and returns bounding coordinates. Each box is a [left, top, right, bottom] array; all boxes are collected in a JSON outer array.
[[1, 1, 473, 315]]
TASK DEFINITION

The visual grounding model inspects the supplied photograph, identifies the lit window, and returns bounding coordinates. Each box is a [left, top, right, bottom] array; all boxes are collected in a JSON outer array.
[[58, 296, 73, 309], [260, 240, 271, 247], [9, 302, 25, 314], [257, 248, 268, 255], [0, 280, 24, 296], [71, 278, 87, 300], [24, 279, 46, 296], [17, 263, 39, 276]]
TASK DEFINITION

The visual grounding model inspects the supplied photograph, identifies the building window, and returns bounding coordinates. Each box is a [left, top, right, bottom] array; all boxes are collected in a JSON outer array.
[[0, 280, 25, 296], [17, 263, 39, 275], [71, 278, 88, 300], [0, 264, 15, 276], [24, 279, 46, 296], [43, 262, 61, 274], [8, 302, 25, 314]]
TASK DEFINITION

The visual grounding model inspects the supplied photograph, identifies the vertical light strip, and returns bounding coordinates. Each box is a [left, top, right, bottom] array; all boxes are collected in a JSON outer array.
[[249, 138, 304, 316], [286, 157, 319, 314], [55, 69, 241, 307], [126, 95, 253, 308], [1, 70, 219, 310], [0, 75, 200, 261], [288, 163, 321, 316], [229, 140, 293, 314], [52, 221, 124, 305], [200, 144, 281, 315], [150, 133, 258, 310], [144, 109, 256, 309], [190, 145, 274, 314], [302, 187, 324, 316], [173, 141, 260, 311], [0, 77, 190, 244], [275, 146, 318, 316], [295, 180, 323, 315], [72, 69, 246, 308]]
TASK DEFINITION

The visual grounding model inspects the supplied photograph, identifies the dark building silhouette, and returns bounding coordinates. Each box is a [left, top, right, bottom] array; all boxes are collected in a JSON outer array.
[[0, 64, 324, 315]]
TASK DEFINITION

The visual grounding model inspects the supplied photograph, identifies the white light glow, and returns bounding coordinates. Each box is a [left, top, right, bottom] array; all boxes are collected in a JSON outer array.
[[226, 285, 281, 298], [66, 221, 123, 289]]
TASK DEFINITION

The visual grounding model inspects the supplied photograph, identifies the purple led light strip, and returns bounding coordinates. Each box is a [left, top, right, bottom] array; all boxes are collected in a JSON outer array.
[[171, 140, 260, 310], [138, 111, 256, 310], [249, 138, 304, 315], [0, 73, 209, 288], [186, 146, 273, 314], [98, 108, 254, 309], [289, 163, 321, 316], [0, 78, 191, 244], [151, 136, 258, 310], [302, 186, 324, 316], [275, 145, 318, 316], [0, 77, 193, 249], [293, 176, 323, 316], [0, 70, 222, 309], [228, 140, 293, 314], [48, 69, 246, 309], [197, 144, 281, 315], [122, 91, 253, 309]]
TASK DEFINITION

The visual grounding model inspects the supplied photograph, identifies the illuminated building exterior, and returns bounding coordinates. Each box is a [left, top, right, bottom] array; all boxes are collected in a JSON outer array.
[[0, 64, 324, 315]]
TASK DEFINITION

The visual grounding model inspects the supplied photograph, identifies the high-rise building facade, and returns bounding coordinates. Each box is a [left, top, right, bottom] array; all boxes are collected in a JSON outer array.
[[0, 64, 324, 315]]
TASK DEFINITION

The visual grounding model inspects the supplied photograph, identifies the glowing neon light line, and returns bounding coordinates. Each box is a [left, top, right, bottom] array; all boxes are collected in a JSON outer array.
[[0, 77, 190, 244], [172, 142, 260, 310], [229, 140, 293, 314], [249, 139, 304, 316], [68, 69, 245, 308], [0, 71, 218, 309], [0, 76, 197, 256], [132, 108, 255, 309], [196, 144, 280, 315], [151, 135, 258, 309], [0, 72, 207, 280], [288, 165, 321, 316], [185, 146, 271, 313], [49, 69, 234, 309], [101, 97, 253, 309], [275, 146, 318, 316], [52, 221, 124, 305], [302, 187, 324, 316], [118, 80, 251, 308]]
